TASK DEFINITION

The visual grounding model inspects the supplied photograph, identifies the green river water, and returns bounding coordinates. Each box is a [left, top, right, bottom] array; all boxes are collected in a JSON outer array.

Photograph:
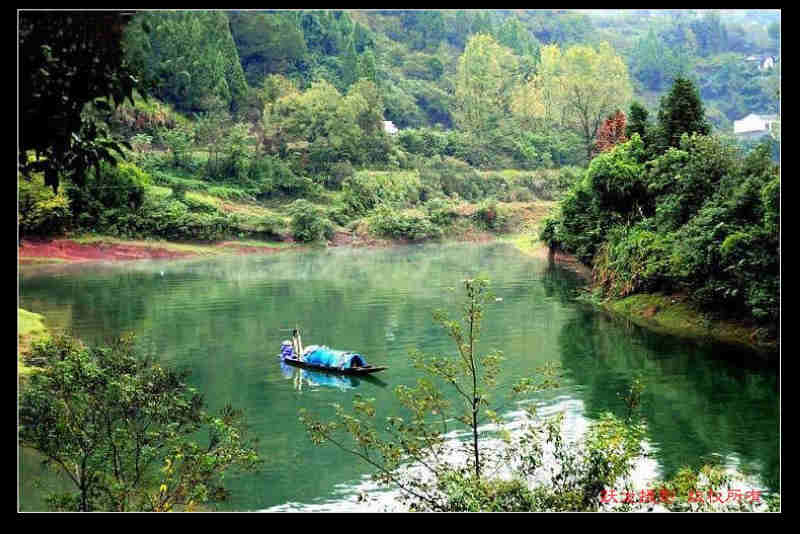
[[18, 242, 779, 511]]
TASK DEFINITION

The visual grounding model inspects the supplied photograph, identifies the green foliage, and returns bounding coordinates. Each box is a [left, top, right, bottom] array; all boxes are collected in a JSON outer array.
[[472, 200, 509, 232], [288, 199, 334, 243], [228, 11, 307, 86], [544, 104, 779, 330], [66, 161, 150, 225], [629, 28, 691, 92], [424, 197, 460, 227], [593, 223, 676, 297], [19, 333, 262, 512], [268, 78, 390, 172], [106, 195, 233, 242], [453, 34, 518, 137], [20, 11, 139, 192], [158, 125, 195, 169], [300, 279, 657, 511], [124, 11, 248, 113], [434, 472, 536, 512], [648, 134, 738, 231], [655, 77, 711, 153], [341, 170, 422, 216], [367, 205, 442, 241], [586, 134, 648, 216], [111, 92, 184, 140], [19, 174, 73, 237]]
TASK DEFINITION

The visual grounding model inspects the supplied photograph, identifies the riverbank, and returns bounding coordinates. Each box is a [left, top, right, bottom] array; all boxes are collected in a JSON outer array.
[[596, 292, 778, 356], [505, 238, 778, 355], [18, 235, 297, 264]]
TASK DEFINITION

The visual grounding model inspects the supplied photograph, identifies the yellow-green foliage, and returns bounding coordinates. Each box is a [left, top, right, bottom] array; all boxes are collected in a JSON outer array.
[[18, 174, 72, 237], [602, 293, 775, 350], [342, 170, 423, 215], [19, 308, 48, 376]]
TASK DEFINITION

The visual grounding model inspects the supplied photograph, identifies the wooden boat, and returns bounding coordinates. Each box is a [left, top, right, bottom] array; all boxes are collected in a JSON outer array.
[[279, 329, 386, 376], [282, 355, 387, 375]]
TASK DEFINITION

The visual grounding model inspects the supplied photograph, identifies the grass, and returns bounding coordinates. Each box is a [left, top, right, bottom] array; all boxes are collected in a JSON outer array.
[[18, 257, 69, 265], [72, 233, 295, 255], [18, 309, 48, 377], [601, 293, 777, 352]]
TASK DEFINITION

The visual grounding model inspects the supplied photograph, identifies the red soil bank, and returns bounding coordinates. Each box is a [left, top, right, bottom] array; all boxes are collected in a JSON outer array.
[[19, 239, 195, 263], [18, 238, 290, 263]]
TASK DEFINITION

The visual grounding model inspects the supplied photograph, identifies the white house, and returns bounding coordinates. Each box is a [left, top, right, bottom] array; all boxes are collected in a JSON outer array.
[[733, 113, 779, 139], [383, 120, 399, 135]]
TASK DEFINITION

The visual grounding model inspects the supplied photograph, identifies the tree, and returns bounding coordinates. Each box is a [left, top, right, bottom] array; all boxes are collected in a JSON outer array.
[[626, 101, 650, 142], [123, 11, 247, 113], [342, 33, 359, 88], [19, 334, 261, 512], [629, 29, 690, 91], [300, 278, 649, 511], [453, 34, 518, 136], [592, 110, 628, 157], [655, 76, 711, 153], [19, 11, 141, 193], [515, 42, 633, 161], [300, 278, 516, 508], [228, 11, 307, 86]]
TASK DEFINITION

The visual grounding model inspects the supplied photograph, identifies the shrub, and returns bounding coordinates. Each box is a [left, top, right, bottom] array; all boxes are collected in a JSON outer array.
[[342, 171, 422, 216], [288, 199, 334, 243], [592, 223, 676, 297], [157, 125, 195, 169], [19, 176, 72, 237], [66, 161, 150, 229], [424, 197, 460, 227], [367, 205, 442, 241], [434, 472, 536, 512], [473, 200, 509, 232], [325, 161, 355, 190]]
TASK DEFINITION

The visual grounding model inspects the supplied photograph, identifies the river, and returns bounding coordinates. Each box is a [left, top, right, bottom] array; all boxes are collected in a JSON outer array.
[[18, 242, 779, 511]]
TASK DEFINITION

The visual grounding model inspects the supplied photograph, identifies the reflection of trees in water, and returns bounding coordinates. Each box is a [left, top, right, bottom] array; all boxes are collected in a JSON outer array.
[[558, 307, 779, 490], [540, 257, 586, 301]]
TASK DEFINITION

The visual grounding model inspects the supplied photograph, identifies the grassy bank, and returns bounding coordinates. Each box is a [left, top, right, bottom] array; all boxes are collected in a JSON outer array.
[[591, 292, 778, 355]]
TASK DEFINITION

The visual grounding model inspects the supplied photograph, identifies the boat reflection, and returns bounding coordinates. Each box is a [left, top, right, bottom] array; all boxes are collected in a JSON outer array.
[[279, 359, 387, 391]]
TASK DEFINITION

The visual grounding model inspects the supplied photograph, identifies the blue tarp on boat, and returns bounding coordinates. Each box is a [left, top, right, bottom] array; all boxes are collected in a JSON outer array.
[[304, 345, 368, 369]]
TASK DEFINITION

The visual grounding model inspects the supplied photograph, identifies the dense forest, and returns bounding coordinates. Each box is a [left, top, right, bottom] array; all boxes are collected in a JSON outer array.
[[19, 9, 780, 337]]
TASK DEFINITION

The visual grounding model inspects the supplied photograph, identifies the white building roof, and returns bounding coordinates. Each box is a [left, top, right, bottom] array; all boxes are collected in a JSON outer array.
[[734, 113, 778, 134], [383, 120, 398, 135]]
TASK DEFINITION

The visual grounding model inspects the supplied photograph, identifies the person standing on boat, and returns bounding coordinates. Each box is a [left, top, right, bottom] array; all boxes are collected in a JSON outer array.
[[292, 328, 304, 361]]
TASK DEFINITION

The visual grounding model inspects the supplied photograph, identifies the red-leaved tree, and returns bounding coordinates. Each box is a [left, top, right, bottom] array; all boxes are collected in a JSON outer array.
[[592, 110, 628, 157]]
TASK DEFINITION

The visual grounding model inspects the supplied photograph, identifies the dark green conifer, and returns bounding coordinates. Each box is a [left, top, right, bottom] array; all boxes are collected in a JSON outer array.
[[655, 76, 711, 152]]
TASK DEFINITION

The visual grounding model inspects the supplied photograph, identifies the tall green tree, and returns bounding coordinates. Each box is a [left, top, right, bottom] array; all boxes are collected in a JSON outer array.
[[19, 334, 262, 512], [655, 76, 711, 152], [123, 11, 247, 113], [19, 11, 141, 192], [626, 101, 650, 141], [514, 42, 633, 161], [342, 33, 359, 88], [453, 34, 518, 136], [228, 11, 307, 86]]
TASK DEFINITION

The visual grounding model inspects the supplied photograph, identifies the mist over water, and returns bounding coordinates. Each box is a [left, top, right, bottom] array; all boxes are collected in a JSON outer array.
[[19, 242, 778, 511]]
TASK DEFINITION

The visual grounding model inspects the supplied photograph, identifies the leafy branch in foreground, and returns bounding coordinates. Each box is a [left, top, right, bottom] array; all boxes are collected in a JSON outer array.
[[19, 333, 262, 512], [299, 278, 776, 512], [301, 277, 634, 511]]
